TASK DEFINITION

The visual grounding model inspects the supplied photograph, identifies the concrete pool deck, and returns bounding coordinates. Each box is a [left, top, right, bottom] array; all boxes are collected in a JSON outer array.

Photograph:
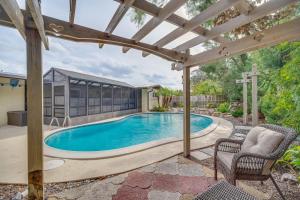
[[0, 116, 232, 184]]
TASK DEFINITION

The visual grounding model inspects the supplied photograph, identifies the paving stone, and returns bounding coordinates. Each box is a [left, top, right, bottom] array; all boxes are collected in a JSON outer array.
[[55, 180, 121, 200], [80, 182, 120, 200], [178, 156, 195, 164], [139, 164, 156, 173], [178, 176, 216, 194], [152, 174, 179, 192], [190, 151, 211, 161], [199, 148, 214, 156], [124, 172, 154, 189], [179, 194, 195, 200], [113, 185, 149, 200], [160, 156, 178, 164], [152, 174, 216, 195], [155, 162, 179, 175], [109, 174, 128, 185], [91, 182, 120, 194], [178, 164, 204, 177], [148, 190, 181, 200], [55, 184, 89, 199]]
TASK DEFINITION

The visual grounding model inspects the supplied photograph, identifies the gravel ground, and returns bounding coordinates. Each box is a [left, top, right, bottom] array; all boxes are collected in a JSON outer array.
[[0, 177, 108, 199]]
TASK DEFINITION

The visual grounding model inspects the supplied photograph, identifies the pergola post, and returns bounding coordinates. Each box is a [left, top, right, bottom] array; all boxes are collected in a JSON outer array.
[[242, 73, 248, 125], [26, 6, 44, 200], [251, 64, 258, 126], [183, 66, 190, 157]]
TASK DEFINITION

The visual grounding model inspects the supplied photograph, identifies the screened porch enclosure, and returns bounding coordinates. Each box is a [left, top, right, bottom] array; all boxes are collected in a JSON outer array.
[[43, 68, 142, 125]]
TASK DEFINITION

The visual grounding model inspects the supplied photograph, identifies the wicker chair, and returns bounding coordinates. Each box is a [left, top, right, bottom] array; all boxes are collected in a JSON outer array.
[[214, 124, 297, 200]]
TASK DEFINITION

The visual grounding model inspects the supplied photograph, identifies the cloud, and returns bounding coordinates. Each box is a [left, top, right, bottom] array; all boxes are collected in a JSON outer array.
[[143, 73, 165, 83], [0, 0, 184, 89]]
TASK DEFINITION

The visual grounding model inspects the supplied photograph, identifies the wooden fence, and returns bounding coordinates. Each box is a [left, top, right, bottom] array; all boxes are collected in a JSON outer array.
[[171, 95, 226, 108]]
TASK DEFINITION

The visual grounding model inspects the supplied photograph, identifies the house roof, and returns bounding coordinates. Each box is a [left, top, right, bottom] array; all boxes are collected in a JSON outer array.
[[0, 71, 26, 80], [137, 85, 161, 89], [51, 67, 134, 88]]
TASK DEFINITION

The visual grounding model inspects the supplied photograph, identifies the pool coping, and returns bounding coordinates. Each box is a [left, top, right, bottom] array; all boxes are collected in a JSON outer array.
[[44, 113, 218, 159]]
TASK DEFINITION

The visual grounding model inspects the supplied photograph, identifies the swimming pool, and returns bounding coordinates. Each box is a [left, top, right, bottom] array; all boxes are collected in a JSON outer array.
[[45, 113, 213, 152]]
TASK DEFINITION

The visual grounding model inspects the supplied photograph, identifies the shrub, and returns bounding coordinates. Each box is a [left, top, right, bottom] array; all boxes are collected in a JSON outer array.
[[231, 107, 243, 117], [177, 102, 184, 108], [151, 106, 167, 112], [217, 102, 230, 113]]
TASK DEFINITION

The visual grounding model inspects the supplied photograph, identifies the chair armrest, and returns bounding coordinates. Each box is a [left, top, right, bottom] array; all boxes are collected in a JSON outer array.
[[231, 152, 275, 175], [215, 138, 243, 154]]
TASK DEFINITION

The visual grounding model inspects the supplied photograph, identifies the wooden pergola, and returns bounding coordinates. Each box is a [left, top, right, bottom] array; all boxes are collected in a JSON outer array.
[[0, 0, 299, 199]]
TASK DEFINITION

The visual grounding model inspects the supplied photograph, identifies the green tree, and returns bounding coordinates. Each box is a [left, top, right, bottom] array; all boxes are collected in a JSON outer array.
[[257, 42, 300, 133], [154, 87, 182, 108], [192, 80, 223, 96]]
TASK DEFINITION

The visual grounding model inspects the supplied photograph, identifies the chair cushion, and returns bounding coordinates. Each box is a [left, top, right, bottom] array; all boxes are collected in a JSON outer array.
[[217, 151, 235, 169], [241, 126, 284, 155]]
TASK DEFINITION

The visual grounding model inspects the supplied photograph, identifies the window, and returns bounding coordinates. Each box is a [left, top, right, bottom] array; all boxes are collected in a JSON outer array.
[[54, 86, 65, 118], [121, 87, 130, 110], [102, 84, 112, 112], [137, 89, 142, 111], [54, 86, 64, 106], [70, 80, 87, 117], [88, 82, 101, 115], [113, 86, 121, 111], [43, 83, 52, 117], [129, 89, 136, 109]]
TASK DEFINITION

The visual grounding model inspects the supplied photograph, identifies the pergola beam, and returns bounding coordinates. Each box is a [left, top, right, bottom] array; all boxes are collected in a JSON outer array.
[[184, 17, 300, 68], [122, 0, 187, 53], [175, 0, 298, 52], [142, 0, 242, 57], [69, 0, 76, 25], [99, 0, 135, 48], [0, 0, 25, 39], [26, 0, 49, 50], [114, 0, 228, 47], [0, 8, 186, 62]]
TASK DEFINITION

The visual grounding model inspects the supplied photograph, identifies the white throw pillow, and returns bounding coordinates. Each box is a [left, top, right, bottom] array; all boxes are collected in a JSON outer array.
[[241, 126, 284, 155]]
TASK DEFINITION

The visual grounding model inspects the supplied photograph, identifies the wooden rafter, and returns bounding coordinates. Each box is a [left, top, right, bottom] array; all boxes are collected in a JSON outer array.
[[122, 0, 187, 53], [69, 0, 76, 25], [114, 0, 223, 43], [174, 0, 298, 52], [0, 1, 297, 200], [0, 8, 186, 62], [184, 17, 300, 68], [100, 0, 135, 48], [0, 0, 25, 39], [142, 0, 243, 57], [26, 0, 49, 50]]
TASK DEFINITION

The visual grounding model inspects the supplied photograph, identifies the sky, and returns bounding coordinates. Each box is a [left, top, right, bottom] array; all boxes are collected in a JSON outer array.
[[0, 0, 204, 89]]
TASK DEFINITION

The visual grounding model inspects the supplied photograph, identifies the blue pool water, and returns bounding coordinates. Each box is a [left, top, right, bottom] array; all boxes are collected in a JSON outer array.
[[45, 113, 213, 151]]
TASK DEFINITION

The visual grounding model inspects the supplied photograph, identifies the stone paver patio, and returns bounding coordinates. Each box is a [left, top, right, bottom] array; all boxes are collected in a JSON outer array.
[[50, 155, 215, 200], [49, 154, 268, 200]]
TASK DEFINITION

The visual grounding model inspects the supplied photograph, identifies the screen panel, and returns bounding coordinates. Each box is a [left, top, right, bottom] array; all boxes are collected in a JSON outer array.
[[69, 80, 87, 117]]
